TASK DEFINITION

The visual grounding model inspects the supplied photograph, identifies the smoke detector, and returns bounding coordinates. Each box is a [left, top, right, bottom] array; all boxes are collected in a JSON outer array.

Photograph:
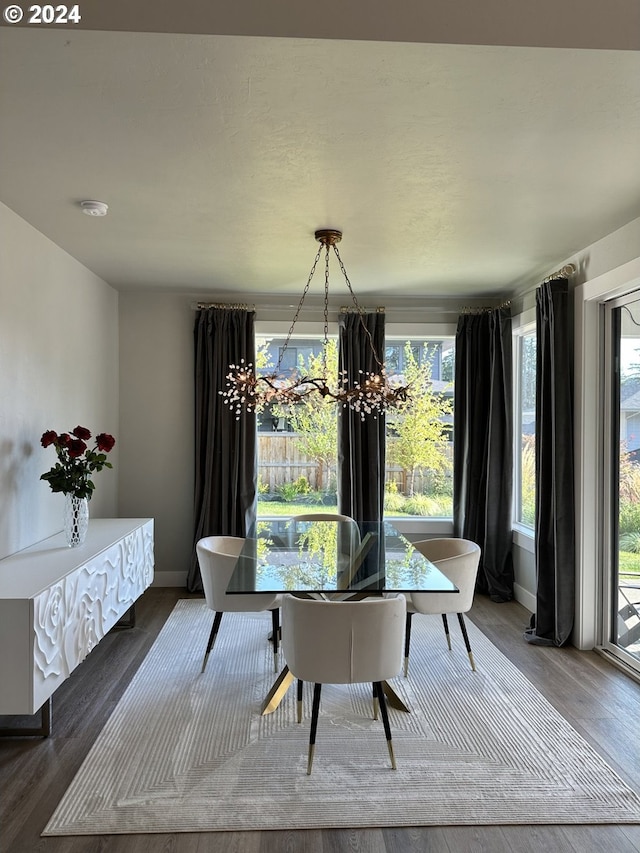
[[80, 200, 109, 216]]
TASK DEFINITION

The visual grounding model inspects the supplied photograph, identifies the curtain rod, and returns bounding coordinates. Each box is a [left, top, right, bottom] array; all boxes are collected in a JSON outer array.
[[461, 299, 511, 315], [340, 306, 385, 314], [192, 302, 255, 310], [192, 302, 392, 313], [543, 263, 576, 283]]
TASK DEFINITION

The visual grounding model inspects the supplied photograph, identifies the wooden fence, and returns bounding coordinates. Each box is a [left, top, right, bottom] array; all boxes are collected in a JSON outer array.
[[258, 434, 331, 492], [258, 434, 452, 495]]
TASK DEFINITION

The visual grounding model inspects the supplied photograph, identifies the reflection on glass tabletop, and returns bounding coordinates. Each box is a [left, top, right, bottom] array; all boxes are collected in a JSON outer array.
[[226, 519, 458, 595]]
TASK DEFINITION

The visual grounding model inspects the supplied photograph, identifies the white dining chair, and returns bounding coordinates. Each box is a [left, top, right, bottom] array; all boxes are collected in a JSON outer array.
[[281, 593, 406, 774], [289, 512, 356, 523], [404, 538, 481, 675], [288, 513, 362, 597], [196, 535, 282, 673]]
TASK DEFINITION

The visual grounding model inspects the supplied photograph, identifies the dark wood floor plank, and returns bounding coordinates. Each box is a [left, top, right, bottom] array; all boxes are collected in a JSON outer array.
[[431, 826, 511, 853], [559, 825, 640, 853], [620, 825, 640, 849], [497, 825, 579, 853], [382, 826, 453, 852], [258, 828, 324, 853], [197, 832, 262, 853], [322, 827, 387, 853], [2, 588, 640, 853]]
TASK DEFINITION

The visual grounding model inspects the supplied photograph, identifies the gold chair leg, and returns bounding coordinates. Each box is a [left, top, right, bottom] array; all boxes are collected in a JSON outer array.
[[306, 744, 315, 775], [387, 740, 397, 770], [457, 613, 476, 672]]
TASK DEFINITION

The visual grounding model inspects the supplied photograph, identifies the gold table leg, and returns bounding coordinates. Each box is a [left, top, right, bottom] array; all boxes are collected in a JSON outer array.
[[382, 680, 410, 713], [260, 666, 295, 716]]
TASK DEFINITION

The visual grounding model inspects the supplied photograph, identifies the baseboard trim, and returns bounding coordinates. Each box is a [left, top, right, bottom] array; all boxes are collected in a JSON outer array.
[[514, 583, 536, 614], [152, 572, 187, 588]]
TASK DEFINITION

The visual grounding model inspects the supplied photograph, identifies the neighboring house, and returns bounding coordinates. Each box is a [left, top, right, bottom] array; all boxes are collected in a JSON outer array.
[[621, 387, 640, 455]]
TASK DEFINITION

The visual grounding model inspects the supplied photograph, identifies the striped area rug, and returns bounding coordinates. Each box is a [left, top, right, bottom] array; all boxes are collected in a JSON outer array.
[[43, 599, 640, 835]]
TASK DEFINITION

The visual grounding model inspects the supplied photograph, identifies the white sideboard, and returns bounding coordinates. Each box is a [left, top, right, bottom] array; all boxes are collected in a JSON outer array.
[[0, 518, 154, 723]]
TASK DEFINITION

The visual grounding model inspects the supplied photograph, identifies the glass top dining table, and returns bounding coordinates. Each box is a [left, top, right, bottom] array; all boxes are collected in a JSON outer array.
[[226, 518, 457, 716], [226, 518, 458, 595]]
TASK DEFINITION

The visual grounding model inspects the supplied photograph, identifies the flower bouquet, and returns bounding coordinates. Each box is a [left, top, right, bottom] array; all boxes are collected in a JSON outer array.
[[41, 425, 116, 499], [41, 426, 116, 546]]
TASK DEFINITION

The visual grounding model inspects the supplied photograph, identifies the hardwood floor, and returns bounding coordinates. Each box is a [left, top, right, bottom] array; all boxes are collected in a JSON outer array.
[[2, 588, 640, 853]]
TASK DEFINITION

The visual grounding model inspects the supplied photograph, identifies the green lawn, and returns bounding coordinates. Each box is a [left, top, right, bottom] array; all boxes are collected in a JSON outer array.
[[619, 550, 640, 579], [257, 501, 451, 519], [257, 502, 339, 517]]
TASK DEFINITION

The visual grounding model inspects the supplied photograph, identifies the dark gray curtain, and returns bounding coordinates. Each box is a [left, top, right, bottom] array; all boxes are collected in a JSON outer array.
[[187, 308, 257, 592], [337, 311, 385, 525], [525, 279, 575, 646], [454, 307, 514, 602]]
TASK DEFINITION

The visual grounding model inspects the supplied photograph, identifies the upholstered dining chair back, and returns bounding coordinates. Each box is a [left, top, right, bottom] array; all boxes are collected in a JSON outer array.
[[197, 535, 278, 614], [282, 594, 405, 686], [403, 537, 481, 675], [289, 513, 355, 523], [281, 593, 406, 772], [196, 535, 281, 673], [410, 538, 481, 615], [289, 513, 361, 579]]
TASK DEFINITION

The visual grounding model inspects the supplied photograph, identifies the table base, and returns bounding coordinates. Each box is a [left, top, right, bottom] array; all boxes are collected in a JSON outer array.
[[260, 666, 410, 716]]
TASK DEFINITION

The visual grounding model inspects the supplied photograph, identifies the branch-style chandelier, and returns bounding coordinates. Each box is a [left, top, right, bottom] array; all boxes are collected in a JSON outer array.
[[220, 229, 410, 420]]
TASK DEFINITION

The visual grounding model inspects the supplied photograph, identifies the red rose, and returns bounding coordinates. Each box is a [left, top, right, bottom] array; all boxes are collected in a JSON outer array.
[[68, 439, 87, 458], [72, 425, 92, 440], [96, 433, 116, 452], [57, 433, 71, 447], [41, 430, 58, 448]]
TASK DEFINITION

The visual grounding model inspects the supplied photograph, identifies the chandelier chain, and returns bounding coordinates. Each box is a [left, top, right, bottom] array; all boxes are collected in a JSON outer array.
[[323, 243, 330, 377], [332, 244, 385, 372]]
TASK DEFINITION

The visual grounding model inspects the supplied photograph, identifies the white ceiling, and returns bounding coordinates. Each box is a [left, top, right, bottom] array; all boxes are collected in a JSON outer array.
[[1, 4, 640, 304]]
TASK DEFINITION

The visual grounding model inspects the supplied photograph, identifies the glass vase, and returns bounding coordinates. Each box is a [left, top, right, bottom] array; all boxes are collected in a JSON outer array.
[[63, 494, 89, 547]]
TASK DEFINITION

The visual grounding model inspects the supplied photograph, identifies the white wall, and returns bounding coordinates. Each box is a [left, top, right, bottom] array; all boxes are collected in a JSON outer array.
[[0, 203, 119, 560], [118, 293, 194, 584]]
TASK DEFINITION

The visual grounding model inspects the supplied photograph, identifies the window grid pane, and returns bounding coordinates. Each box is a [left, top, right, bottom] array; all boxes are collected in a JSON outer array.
[[518, 332, 536, 527]]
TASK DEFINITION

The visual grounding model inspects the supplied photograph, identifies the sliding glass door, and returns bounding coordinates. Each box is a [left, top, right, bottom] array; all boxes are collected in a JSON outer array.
[[603, 292, 640, 673]]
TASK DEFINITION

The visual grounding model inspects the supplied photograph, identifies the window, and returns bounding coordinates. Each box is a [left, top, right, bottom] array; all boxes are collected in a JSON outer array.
[[602, 294, 640, 670], [256, 335, 336, 511], [384, 345, 401, 372], [384, 338, 454, 519], [277, 345, 297, 372], [255, 333, 455, 520], [515, 329, 536, 528]]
